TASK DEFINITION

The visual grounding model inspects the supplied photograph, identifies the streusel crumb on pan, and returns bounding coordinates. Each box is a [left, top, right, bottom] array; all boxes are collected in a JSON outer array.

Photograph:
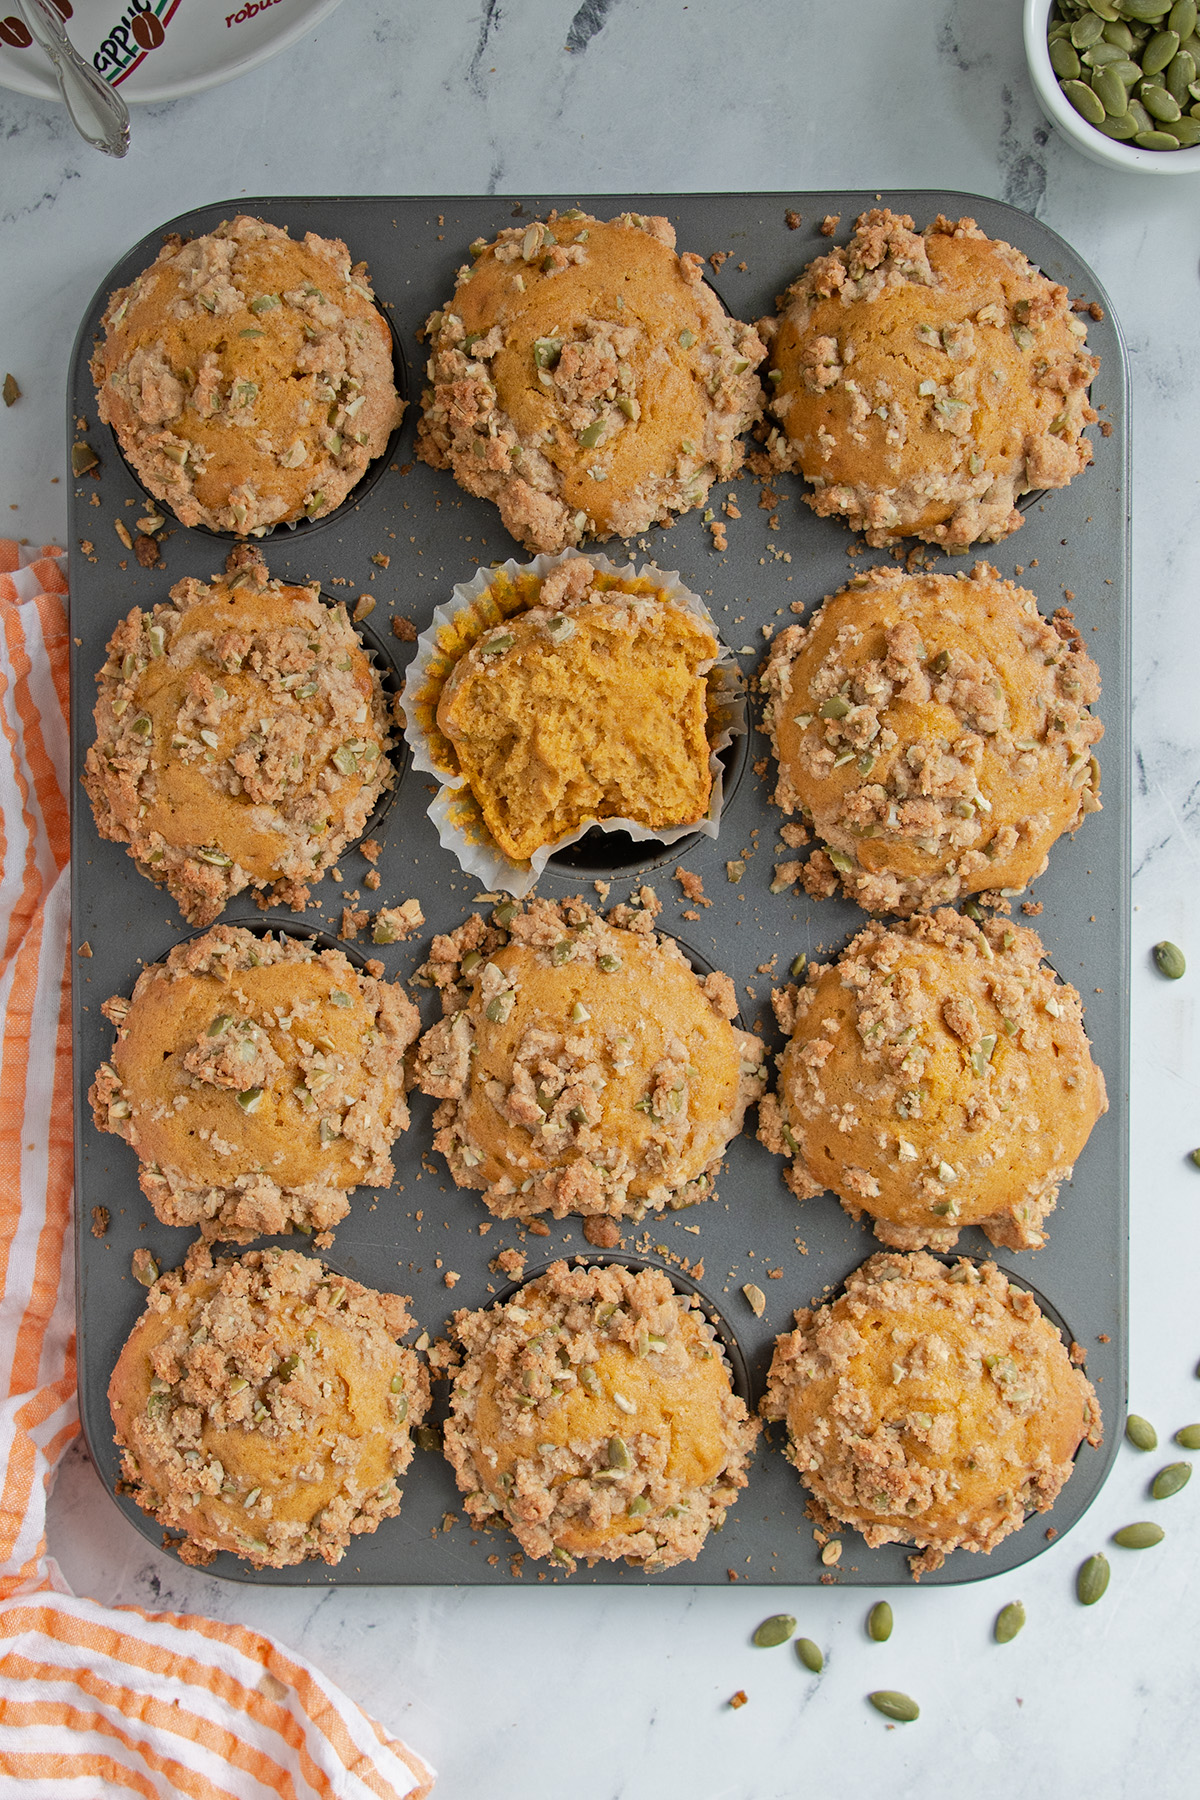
[[444, 1259, 757, 1572], [90, 926, 419, 1242], [109, 1241, 428, 1569], [758, 910, 1106, 1252], [761, 1252, 1101, 1576], [758, 209, 1098, 550], [416, 210, 764, 553]]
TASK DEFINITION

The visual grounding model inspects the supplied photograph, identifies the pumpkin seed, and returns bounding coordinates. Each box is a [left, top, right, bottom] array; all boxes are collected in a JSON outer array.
[[1143, 81, 1183, 114], [551, 940, 575, 966], [867, 1601, 893, 1642], [236, 1088, 263, 1114], [1125, 0, 1174, 18], [71, 440, 99, 476], [1093, 63, 1134, 109], [819, 695, 851, 719], [578, 421, 605, 449], [1136, 125, 1185, 142], [1153, 940, 1186, 979], [1096, 109, 1140, 133], [1071, 12, 1106, 46], [1125, 1414, 1158, 1451], [1051, 37, 1083, 76], [1083, 40, 1129, 65], [868, 1691, 919, 1723], [1151, 1461, 1192, 1498], [607, 1435, 631, 1471], [795, 1637, 824, 1673], [1171, 0, 1198, 38], [790, 954, 807, 978], [485, 993, 514, 1025], [753, 1613, 796, 1648], [598, 954, 621, 972], [1112, 1521, 1165, 1548], [1077, 1552, 1110, 1604], [1144, 26, 1181, 70], [1165, 110, 1200, 135], [1167, 46, 1196, 93], [1175, 1423, 1200, 1449], [994, 1600, 1026, 1644], [1062, 77, 1109, 122]]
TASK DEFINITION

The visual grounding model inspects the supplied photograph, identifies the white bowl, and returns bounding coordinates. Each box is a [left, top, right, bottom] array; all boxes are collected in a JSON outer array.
[[1024, 0, 1200, 175]]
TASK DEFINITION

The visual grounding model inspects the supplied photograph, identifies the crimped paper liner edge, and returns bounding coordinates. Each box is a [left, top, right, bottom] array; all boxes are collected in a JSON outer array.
[[401, 549, 746, 897]]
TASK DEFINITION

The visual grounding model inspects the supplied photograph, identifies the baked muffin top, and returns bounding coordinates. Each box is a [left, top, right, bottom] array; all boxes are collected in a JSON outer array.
[[760, 562, 1102, 916], [109, 1241, 428, 1570], [432, 554, 720, 863], [758, 910, 1107, 1252], [82, 547, 395, 926], [415, 895, 766, 1222], [761, 1251, 1102, 1576], [759, 210, 1098, 550], [416, 210, 764, 553], [444, 1259, 757, 1572], [90, 926, 420, 1243], [91, 214, 403, 535]]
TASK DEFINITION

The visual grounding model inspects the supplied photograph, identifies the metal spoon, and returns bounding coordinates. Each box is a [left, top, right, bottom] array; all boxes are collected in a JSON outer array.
[[17, 0, 130, 158]]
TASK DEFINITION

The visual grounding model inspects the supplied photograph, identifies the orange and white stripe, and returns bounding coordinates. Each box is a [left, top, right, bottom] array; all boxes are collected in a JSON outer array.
[[0, 543, 434, 1796]]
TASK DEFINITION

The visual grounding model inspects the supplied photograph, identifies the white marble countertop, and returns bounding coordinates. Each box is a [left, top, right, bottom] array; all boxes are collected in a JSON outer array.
[[3, 2, 1199, 1794]]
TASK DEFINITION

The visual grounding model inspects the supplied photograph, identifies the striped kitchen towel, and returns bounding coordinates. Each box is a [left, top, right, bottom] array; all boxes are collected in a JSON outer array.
[[0, 541, 434, 1798]]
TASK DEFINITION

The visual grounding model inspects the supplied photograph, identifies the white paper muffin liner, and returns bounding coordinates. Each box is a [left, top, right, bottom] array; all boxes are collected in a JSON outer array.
[[401, 549, 746, 897]]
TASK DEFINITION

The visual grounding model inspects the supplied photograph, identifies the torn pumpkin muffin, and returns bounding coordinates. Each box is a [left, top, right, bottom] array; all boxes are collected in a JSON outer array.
[[758, 910, 1106, 1252], [109, 1241, 428, 1569], [91, 214, 403, 535], [414, 895, 766, 1222], [759, 562, 1102, 916], [425, 553, 726, 865], [444, 1259, 757, 1572], [82, 547, 396, 926], [761, 1251, 1102, 1576], [416, 209, 764, 553], [758, 208, 1098, 550], [90, 926, 419, 1242]]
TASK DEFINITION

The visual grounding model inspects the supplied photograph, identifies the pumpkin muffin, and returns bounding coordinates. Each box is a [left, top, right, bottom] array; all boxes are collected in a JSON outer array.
[[91, 214, 402, 535], [761, 1251, 1102, 1576], [415, 894, 766, 1222], [432, 554, 721, 862], [416, 209, 765, 553], [760, 562, 1102, 916], [82, 547, 396, 926], [444, 1259, 757, 1572], [758, 910, 1106, 1252], [758, 209, 1098, 550], [90, 926, 420, 1242], [109, 1240, 429, 1569]]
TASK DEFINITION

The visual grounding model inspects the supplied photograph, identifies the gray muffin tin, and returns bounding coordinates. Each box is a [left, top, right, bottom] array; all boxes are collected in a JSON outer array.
[[68, 192, 1129, 1587]]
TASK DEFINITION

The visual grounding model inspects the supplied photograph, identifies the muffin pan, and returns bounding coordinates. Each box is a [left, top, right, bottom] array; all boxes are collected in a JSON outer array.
[[69, 191, 1129, 1586]]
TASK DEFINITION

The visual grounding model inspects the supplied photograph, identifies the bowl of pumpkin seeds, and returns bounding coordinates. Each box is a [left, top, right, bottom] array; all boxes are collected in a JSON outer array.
[[1025, 0, 1200, 172]]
